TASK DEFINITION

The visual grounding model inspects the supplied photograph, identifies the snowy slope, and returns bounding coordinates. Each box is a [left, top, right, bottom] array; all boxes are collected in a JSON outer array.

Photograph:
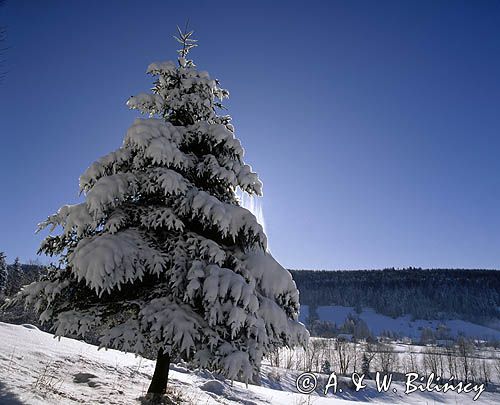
[[1, 322, 498, 404], [299, 305, 500, 340]]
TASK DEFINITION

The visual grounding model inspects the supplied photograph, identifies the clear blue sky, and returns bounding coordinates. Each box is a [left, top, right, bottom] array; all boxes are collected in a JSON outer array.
[[1, 0, 500, 270]]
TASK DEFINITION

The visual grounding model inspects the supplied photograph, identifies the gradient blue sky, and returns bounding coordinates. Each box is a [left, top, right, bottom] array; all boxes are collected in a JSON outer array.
[[1, 0, 500, 269]]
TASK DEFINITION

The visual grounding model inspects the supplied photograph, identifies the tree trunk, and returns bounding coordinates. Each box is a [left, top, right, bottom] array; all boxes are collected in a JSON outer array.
[[147, 349, 171, 397]]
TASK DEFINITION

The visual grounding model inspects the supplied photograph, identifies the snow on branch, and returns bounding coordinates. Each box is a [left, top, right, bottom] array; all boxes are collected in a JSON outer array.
[[241, 252, 300, 310], [38, 203, 98, 237], [86, 173, 138, 215], [140, 297, 206, 357], [124, 118, 183, 149], [68, 229, 167, 294], [185, 189, 267, 247], [79, 148, 132, 192]]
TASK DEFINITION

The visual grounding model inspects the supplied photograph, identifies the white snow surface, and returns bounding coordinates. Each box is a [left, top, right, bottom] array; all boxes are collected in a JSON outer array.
[[1, 322, 498, 404]]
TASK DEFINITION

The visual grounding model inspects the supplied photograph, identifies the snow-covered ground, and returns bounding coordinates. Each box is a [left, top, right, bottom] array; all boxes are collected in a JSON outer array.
[[1, 322, 499, 404], [299, 305, 500, 340]]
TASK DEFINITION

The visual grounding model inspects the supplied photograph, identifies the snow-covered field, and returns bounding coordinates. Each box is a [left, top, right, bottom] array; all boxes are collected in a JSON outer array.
[[299, 305, 500, 340], [1, 322, 499, 404]]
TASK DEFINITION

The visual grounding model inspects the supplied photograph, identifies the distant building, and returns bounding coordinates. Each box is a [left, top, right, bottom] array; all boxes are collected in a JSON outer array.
[[436, 339, 455, 347], [337, 333, 353, 342]]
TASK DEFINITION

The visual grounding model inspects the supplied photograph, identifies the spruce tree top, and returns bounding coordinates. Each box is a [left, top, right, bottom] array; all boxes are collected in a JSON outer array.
[[19, 29, 308, 382], [0, 252, 7, 293]]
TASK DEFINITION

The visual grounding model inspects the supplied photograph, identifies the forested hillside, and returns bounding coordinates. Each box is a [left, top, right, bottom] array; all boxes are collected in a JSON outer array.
[[290, 269, 500, 324]]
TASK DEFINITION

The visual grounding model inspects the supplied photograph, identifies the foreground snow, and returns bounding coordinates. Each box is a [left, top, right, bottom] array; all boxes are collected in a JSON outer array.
[[0, 322, 498, 404]]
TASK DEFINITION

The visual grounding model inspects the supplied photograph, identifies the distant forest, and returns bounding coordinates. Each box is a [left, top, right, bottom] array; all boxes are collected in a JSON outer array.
[[290, 269, 500, 324]]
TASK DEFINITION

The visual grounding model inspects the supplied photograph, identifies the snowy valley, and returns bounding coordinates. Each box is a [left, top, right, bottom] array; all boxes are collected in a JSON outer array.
[[2, 321, 500, 404], [292, 269, 500, 343]]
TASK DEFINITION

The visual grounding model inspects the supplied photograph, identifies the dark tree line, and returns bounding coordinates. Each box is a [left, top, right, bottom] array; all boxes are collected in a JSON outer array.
[[2, 259, 499, 331], [0, 253, 43, 298], [290, 268, 500, 324], [0, 252, 45, 325]]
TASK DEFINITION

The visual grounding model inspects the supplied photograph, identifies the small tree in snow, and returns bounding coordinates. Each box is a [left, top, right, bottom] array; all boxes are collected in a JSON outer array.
[[5, 257, 22, 296], [15, 28, 308, 398], [0, 251, 7, 296], [321, 359, 331, 374], [361, 346, 376, 378]]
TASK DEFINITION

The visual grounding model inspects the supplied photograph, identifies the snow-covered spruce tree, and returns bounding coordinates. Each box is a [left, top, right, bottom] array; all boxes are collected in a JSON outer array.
[[18, 29, 308, 396]]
